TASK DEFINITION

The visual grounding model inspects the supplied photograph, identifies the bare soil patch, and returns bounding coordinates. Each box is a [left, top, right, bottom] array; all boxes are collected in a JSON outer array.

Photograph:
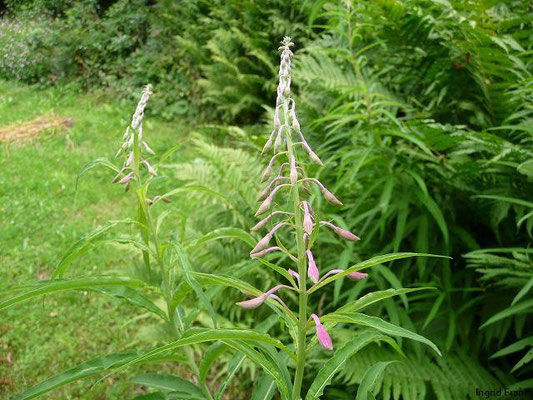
[[0, 114, 74, 142]]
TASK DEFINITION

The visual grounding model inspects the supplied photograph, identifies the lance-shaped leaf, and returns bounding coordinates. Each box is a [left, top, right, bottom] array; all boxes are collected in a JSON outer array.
[[0, 276, 149, 311], [305, 331, 395, 400], [321, 313, 441, 356], [172, 242, 218, 328], [309, 252, 447, 294], [52, 219, 138, 279], [131, 374, 205, 398], [11, 350, 186, 400], [355, 361, 397, 400], [186, 227, 255, 250]]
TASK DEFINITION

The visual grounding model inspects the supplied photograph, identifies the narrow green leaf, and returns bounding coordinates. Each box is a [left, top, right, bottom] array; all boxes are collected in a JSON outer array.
[[251, 374, 277, 400], [423, 293, 445, 329], [199, 343, 228, 383], [480, 299, 533, 329], [0, 276, 147, 310], [172, 242, 217, 328], [491, 336, 533, 359], [131, 374, 205, 398], [321, 313, 441, 356], [511, 348, 533, 373], [52, 219, 137, 279], [186, 227, 256, 249], [76, 157, 120, 191], [305, 331, 388, 400], [512, 277, 533, 306], [309, 253, 447, 294], [355, 361, 396, 400], [336, 288, 430, 315]]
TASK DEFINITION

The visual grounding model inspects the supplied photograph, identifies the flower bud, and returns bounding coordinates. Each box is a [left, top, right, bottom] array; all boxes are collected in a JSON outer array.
[[321, 187, 343, 206], [311, 313, 333, 350], [274, 128, 283, 153], [250, 246, 281, 258], [347, 271, 368, 280], [255, 196, 272, 216], [250, 233, 272, 254], [142, 160, 157, 176], [262, 129, 276, 154], [143, 141, 155, 155], [290, 156, 298, 184], [261, 165, 273, 182], [335, 227, 360, 241], [302, 201, 314, 235], [119, 171, 134, 184], [306, 249, 320, 283], [125, 151, 134, 167], [237, 284, 292, 309]]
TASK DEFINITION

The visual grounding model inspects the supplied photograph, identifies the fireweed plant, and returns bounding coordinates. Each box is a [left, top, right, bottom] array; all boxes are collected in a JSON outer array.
[[1, 85, 231, 400], [233, 37, 443, 400], [2, 42, 444, 400]]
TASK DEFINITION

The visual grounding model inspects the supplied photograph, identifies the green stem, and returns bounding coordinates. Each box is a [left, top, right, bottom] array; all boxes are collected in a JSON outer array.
[[285, 101, 308, 400]]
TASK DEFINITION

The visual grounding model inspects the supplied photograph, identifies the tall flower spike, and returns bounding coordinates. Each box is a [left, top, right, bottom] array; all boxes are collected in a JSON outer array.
[[311, 314, 333, 350], [306, 249, 320, 283]]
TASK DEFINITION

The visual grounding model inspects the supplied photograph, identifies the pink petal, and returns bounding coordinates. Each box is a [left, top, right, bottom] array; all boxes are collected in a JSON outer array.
[[311, 313, 333, 350]]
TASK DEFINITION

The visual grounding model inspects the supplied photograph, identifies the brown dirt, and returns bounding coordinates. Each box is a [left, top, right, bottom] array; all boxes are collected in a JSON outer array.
[[0, 114, 74, 142]]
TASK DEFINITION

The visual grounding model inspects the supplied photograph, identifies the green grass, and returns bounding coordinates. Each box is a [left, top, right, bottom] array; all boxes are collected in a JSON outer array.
[[0, 81, 192, 399]]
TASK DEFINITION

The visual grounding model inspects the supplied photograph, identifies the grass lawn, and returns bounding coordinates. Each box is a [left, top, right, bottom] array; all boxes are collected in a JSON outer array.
[[0, 81, 195, 399]]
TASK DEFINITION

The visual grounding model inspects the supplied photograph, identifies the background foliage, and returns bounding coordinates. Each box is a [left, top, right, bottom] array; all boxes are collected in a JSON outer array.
[[1, 0, 532, 398]]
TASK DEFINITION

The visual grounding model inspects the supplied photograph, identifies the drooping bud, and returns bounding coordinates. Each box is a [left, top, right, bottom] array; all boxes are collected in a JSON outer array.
[[273, 107, 281, 129], [321, 187, 343, 206], [301, 141, 323, 165], [254, 184, 289, 216], [143, 141, 155, 155], [347, 271, 368, 280], [262, 129, 276, 154], [302, 201, 314, 235], [290, 155, 298, 184], [261, 164, 273, 182], [320, 221, 360, 242], [250, 234, 272, 254], [125, 151, 134, 167], [236, 284, 293, 309], [306, 249, 320, 283], [142, 160, 157, 176], [274, 127, 283, 153], [250, 223, 287, 254], [336, 228, 360, 241], [119, 171, 134, 184], [251, 211, 293, 231], [311, 313, 333, 350], [288, 268, 300, 287], [146, 198, 153, 205], [250, 246, 282, 258]]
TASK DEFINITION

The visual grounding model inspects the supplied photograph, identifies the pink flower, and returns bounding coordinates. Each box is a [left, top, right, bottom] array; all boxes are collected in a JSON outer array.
[[306, 249, 320, 283], [311, 313, 333, 350]]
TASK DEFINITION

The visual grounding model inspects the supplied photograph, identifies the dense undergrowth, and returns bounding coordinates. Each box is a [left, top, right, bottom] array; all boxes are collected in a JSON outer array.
[[1, 0, 532, 399]]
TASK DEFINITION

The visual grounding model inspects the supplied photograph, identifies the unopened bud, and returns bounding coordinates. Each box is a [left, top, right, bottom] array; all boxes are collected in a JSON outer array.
[[306, 249, 320, 283], [348, 271, 368, 280], [119, 171, 134, 184], [321, 187, 343, 206], [290, 156, 298, 184], [142, 160, 157, 176]]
